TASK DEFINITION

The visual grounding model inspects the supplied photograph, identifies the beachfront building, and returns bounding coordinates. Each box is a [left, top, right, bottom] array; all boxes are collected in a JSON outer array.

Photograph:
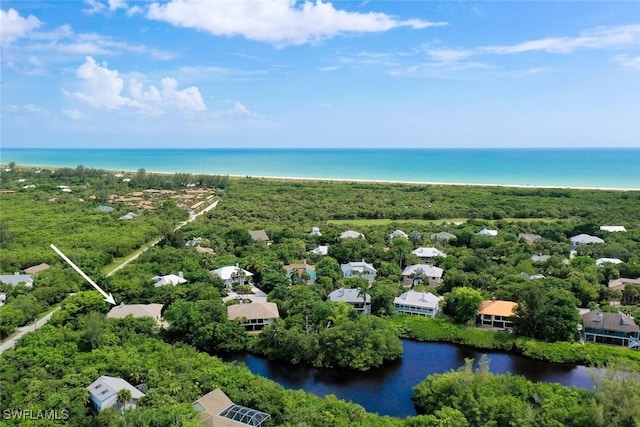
[[328, 288, 371, 314], [310, 245, 329, 256], [284, 263, 316, 284], [389, 229, 408, 243], [341, 261, 377, 283], [570, 234, 604, 250], [401, 264, 444, 287], [211, 266, 254, 289], [411, 247, 446, 263], [227, 302, 280, 332], [87, 376, 145, 413], [194, 388, 270, 427], [581, 311, 640, 348], [477, 299, 517, 330], [596, 258, 624, 267], [393, 291, 443, 318]]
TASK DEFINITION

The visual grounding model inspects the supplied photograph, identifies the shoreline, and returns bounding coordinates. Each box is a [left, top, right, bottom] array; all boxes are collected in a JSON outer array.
[[6, 163, 639, 192]]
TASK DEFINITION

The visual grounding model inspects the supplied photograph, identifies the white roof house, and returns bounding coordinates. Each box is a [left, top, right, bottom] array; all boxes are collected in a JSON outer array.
[[596, 258, 624, 266], [412, 247, 446, 259], [531, 254, 551, 263], [393, 291, 443, 317], [401, 264, 444, 286], [87, 376, 145, 413], [310, 245, 329, 255], [570, 234, 605, 247], [476, 229, 498, 237], [328, 288, 371, 314], [152, 274, 187, 287], [211, 266, 254, 289], [600, 226, 627, 232], [310, 226, 322, 236], [341, 261, 377, 282], [430, 232, 457, 242], [339, 230, 365, 239], [118, 212, 138, 220]]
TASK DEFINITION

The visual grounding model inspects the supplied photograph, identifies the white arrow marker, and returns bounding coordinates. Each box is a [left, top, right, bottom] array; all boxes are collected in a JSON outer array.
[[50, 244, 116, 305]]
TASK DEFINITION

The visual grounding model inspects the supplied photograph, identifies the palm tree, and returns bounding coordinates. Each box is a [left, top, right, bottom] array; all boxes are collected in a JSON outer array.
[[357, 283, 371, 314], [116, 388, 132, 413]]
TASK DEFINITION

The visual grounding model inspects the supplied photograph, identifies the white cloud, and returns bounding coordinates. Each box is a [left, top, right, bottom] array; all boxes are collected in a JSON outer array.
[[6, 104, 49, 114], [147, 0, 446, 46], [426, 48, 473, 62], [63, 109, 84, 120], [230, 102, 252, 116], [108, 0, 128, 11], [69, 56, 130, 109], [0, 8, 41, 44], [482, 25, 640, 55], [67, 56, 207, 113], [612, 54, 640, 70], [83, 0, 106, 15], [319, 66, 339, 71]]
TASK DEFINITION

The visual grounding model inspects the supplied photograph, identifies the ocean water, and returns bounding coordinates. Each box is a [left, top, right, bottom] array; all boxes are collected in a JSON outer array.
[[1, 148, 638, 189]]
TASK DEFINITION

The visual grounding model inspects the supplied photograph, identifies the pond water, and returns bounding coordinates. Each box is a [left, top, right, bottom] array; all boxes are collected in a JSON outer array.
[[223, 340, 595, 418]]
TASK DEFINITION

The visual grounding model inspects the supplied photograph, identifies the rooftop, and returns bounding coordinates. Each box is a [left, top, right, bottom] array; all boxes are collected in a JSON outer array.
[[478, 300, 517, 317]]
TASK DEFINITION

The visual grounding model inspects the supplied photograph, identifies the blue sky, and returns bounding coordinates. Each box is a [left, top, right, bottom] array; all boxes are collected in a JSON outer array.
[[1, 0, 639, 148]]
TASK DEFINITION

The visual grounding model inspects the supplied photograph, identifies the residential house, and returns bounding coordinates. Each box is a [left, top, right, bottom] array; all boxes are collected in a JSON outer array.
[[310, 245, 329, 255], [107, 303, 166, 327], [341, 261, 377, 283], [0, 292, 6, 307], [227, 302, 280, 332], [284, 263, 316, 284], [339, 230, 365, 240], [248, 230, 269, 243], [0, 273, 34, 288], [518, 233, 542, 244], [430, 231, 457, 245], [608, 277, 640, 293], [310, 226, 322, 236], [477, 299, 517, 330], [581, 311, 640, 348], [596, 258, 623, 266], [193, 388, 270, 427], [401, 264, 444, 287], [531, 254, 551, 263], [96, 205, 114, 213], [393, 291, 443, 318], [600, 226, 627, 232], [195, 246, 215, 255], [152, 273, 187, 287], [87, 375, 145, 413], [23, 263, 50, 275], [118, 212, 138, 220], [476, 228, 498, 237], [389, 229, 408, 243], [211, 266, 253, 289], [411, 247, 446, 263], [570, 234, 604, 249], [328, 288, 371, 314]]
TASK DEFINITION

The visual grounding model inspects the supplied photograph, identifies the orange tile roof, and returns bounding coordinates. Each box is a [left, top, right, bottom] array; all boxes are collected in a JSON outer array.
[[478, 300, 517, 317]]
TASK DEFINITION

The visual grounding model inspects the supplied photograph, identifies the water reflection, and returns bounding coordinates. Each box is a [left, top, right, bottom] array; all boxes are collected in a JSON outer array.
[[223, 340, 596, 418]]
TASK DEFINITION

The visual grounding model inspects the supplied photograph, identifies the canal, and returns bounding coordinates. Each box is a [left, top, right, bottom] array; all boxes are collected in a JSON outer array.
[[224, 339, 595, 417]]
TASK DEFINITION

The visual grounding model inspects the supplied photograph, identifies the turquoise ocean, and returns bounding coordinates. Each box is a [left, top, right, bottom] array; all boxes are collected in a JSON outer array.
[[1, 148, 639, 189]]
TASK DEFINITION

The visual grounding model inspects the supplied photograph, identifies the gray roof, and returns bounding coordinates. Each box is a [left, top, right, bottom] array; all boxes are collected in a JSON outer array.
[[107, 303, 164, 321], [412, 247, 446, 258], [570, 234, 604, 244], [431, 232, 456, 241], [390, 229, 408, 239], [248, 230, 269, 241], [531, 254, 551, 263], [341, 261, 376, 275], [518, 233, 542, 243], [339, 230, 365, 239], [401, 264, 444, 279], [96, 205, 114, 212], [0, 274, 33, 287], [582, 311, 639, 334], [329, 288, 371, 304]]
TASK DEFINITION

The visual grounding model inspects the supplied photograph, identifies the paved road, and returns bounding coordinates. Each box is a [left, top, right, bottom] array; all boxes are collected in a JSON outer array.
[[0, 308, 60, 355], [0, 200, 219, 354], [106, 199, 219, 277]]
